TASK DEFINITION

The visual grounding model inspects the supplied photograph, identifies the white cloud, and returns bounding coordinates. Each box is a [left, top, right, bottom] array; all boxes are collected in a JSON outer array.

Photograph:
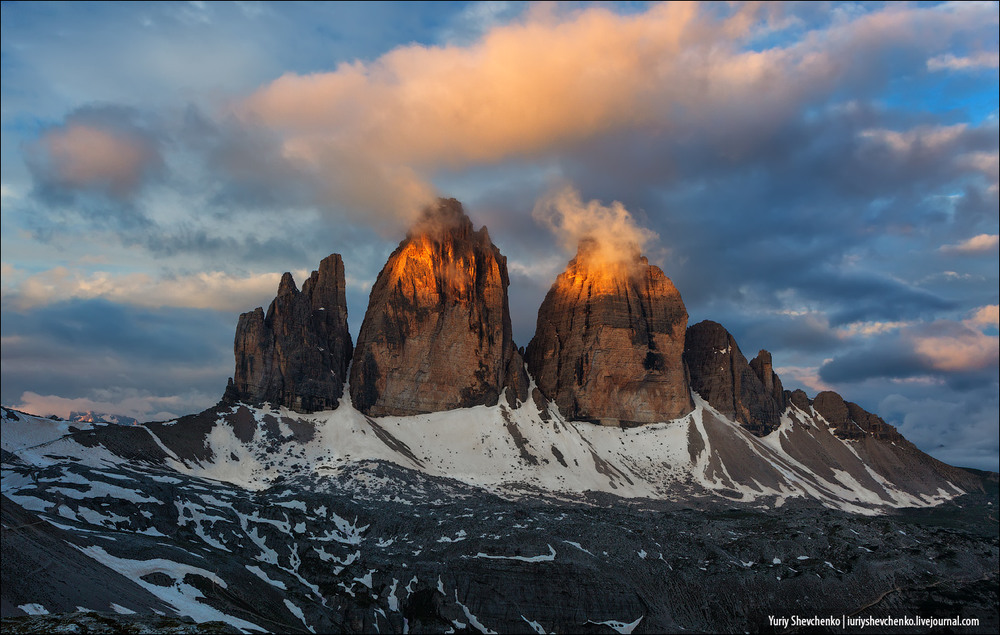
[[939, 234, 999, 255], [837, 320, 913, 338], [531, 185, 658, 268], [927, 51, 1000, 72], [3, 265, 310, 312]]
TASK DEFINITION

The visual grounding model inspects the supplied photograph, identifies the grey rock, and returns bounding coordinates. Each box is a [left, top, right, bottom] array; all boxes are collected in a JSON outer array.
[[226, 254, 352, 413], [683, 320, 784, 436], [350, 198, 528, 416], [525, 242, 692, 426]]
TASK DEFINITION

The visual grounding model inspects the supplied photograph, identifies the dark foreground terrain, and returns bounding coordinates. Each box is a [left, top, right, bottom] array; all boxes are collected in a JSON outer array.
[[3, 453, 997, 634]]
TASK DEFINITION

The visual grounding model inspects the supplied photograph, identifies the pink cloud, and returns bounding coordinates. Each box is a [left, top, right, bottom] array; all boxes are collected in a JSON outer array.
[[14, 391, 184, 422], [939, 234, 1000, 255], [29, 122, 161, 198], [235, 2, 997, 223], [911, 322, 999, 372]]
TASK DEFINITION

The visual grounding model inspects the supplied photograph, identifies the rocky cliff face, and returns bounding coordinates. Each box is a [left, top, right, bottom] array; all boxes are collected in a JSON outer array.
[[524, 242, 692, 426], [684, 321, 784, 436], [226, 254, 352, 413], [748, 349, 786, 411], [350, 199, 528, 416]]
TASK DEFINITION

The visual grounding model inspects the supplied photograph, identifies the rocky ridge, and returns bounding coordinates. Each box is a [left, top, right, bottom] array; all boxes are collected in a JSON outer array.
[[812, 390, 903, 442], [525, 240, 692, 426], [683, 320, 786, 436], [225, 254, 352, 413], [216, 197, 958, 467], [2, 407, 996, 632]]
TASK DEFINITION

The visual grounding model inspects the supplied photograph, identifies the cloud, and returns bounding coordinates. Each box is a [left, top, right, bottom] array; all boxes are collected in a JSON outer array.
[[836, 321, 913, 338], [234, 1, 998, 225], [858, 124, 969, 155], [0, 299, 233, 417], [927, 51, 1000, 72], [939, 233, 999, 254], [2, 265, 308, 312], [879, 390, 999, 471], [910, 305, 1000, 372], [531, 185, 658, 269], [820, 307, 1000, 383], [774, 365, 834, 394], [969, 304, 1000, 329], [25, 106, 163, 201], [819, 344, 929, 384], [911, 324, 999, 372]]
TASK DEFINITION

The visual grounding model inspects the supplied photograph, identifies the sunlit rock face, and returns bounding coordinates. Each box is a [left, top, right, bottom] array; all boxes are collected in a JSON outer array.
[[525, 241, 692, 426], [227, 254, 353, 413], [350, 198, 528, 416], [683, 321, 784, 437]]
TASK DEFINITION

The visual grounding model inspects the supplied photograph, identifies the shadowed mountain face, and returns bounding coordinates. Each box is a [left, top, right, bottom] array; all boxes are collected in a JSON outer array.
[[226, 254, 352, 414], [525, 241, 692, 426], [350, 199, 528, 416], [683, 320, 786, 437]]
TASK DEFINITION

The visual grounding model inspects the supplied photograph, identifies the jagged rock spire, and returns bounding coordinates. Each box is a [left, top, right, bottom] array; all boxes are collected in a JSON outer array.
[[683, 321, 784, 436], [226, 254, 352, 413]]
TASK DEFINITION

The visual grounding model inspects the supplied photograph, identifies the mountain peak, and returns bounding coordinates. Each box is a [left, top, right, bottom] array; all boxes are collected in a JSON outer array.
[[227, 254, 352, 413], [526, 249, 691, 426], [683, 320, 785, 436], [350, 198, 527, 416], [277, 271, 298, 296], [408, 197, 476, 241]]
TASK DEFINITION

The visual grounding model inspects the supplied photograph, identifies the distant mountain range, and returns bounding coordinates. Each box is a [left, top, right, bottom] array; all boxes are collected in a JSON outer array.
[[68, 411, 139, 427]]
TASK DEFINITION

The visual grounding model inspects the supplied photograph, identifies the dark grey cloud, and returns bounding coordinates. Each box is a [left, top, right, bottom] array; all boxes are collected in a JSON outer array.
[[0, 299, 233, 417], [820, 343, 929, 385], [1, 299, 231, 366], [177, 106, 317, 212], [880, 386, 1000, 471], [707, 312, 843, 357], [819, 320, 998, 390]]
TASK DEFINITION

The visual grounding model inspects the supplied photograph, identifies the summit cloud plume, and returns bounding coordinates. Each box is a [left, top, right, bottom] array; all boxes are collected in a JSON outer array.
[[532, 185, 658, 269]]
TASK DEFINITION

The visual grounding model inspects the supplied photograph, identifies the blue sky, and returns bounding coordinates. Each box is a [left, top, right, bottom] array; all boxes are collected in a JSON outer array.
[[2, 1, 997, 470]]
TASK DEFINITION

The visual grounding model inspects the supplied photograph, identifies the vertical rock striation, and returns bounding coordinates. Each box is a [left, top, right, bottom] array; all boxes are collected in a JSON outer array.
[[524, 241, 692, 426], [683, 321, 784, 436], [226, 254, 352, 413], [350, 198, 528, 416]]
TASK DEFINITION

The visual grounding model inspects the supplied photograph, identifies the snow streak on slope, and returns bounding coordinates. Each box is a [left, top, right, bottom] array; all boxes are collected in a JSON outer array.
[[71, 386, 963, 515], [1, 405, 993, 632]]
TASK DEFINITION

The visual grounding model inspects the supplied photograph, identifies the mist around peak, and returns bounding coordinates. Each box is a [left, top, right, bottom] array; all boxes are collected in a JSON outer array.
[[533, 185, 658, 277]]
